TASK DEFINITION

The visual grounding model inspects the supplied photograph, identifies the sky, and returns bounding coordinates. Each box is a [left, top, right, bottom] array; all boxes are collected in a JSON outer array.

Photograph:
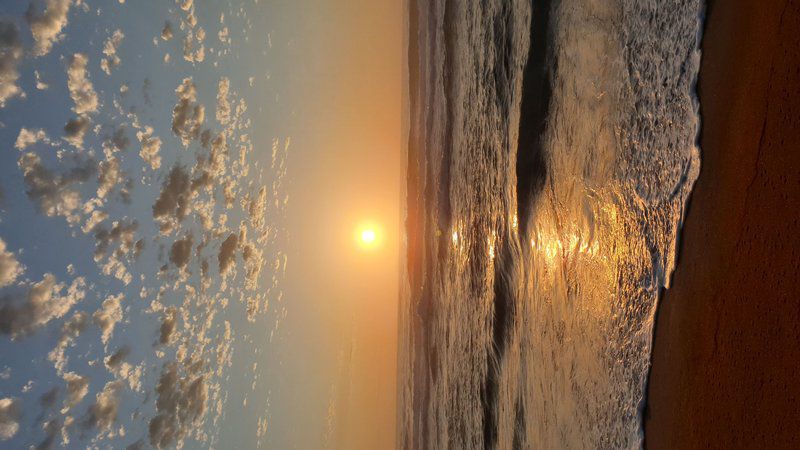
[[0, 1, 401, 448]]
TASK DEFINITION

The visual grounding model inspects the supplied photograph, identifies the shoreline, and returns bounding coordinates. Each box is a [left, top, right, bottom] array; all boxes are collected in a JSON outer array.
[[645, 0, 800, 447]]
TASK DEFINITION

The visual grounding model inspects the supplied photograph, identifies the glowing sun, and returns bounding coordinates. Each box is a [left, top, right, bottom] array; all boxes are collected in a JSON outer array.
[[356, 225, 380, 249]]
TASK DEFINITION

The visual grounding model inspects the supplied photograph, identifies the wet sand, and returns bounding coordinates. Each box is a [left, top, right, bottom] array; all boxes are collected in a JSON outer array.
[[645, 0, 800, 448]]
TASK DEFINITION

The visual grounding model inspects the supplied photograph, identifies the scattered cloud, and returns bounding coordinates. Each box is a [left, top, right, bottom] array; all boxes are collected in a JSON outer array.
[[170, 235, 193, 269], [34, 70, 48, 90], [148, 362, 207, 449], [93, 293, 123, 345], [218, 233, 237, 276], [100, 30, 124, 75], [49, 312, 88, 374], [152, 166, 192, 232], [0, 20, 23, 107], [159, 306, 177, 345], [0, 274, 86, 338], [82, 380, 124, 432], [67, 53, 98, 115], [0, 398, 21, 440], [62, 371, 89, 412], [18, 152, 95, 223], [161, 21, 173, 41], [63, 116, 90, 149], [25, 0, 73, 56], [216, 78, 230, 125], [171, 78, 205, 146], [0, 238, 23, 288], [136, 126, 162, 170], [15, 128, 49, 150]]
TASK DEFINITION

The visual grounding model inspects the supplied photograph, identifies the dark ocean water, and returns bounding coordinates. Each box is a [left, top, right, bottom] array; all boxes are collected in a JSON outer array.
[[399, 0, 704, 448]]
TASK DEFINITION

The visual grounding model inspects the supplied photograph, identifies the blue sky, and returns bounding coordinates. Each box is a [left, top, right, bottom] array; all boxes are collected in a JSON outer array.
[[0, 1, 295, 447]]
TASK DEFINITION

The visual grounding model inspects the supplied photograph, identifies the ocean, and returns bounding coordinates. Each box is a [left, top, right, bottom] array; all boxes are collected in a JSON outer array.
[[398, 0, 704, 448]]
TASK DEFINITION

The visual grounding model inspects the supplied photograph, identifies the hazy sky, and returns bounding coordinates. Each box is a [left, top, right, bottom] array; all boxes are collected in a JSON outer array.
[[0, 1, 400, 448], [277, 0, 402, 448]]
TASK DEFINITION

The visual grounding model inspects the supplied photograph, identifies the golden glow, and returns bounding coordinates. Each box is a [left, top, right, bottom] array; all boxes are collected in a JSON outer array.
[[356, 224, 381, 250], [361, 229, 376, 244]]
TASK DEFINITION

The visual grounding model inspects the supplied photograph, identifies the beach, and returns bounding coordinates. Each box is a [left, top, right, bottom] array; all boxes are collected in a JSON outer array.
[[645, 0, 800, 448]]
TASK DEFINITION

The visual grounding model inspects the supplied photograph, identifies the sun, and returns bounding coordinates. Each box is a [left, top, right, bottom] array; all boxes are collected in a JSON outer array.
[[361, 229, 376, 244], [356, 224, 380, 249]]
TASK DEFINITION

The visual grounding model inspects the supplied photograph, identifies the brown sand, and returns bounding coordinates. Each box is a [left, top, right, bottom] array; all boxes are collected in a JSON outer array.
[[645, 0, 800, 448]]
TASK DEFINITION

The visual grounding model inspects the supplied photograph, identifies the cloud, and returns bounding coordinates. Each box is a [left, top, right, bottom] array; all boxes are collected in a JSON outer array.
[[160, 21, 173, 41], [152, 166, 193, 232], [159, 306, 177, 345], [62, 372, 89, 412], [18, 152, 95, 223], [48, 312, 88, 374], [100, 30, 124, 75], [34, 70, 48, 90], [216, 78, 230, 125], [248, 186, 267, 229], [148, 362, 207, 449], [0, 238, 23, 288], [182, 28, 205, 63], [0, 398, 21, 440], [35, 418, 60, 450], [171, 78, 204, 146], [109, 126, 129, 151], [82, 380, 124, 432], [218, 233, 237, 275], [169, 235, 193, 270], [136, 126, 162, 170], [93, 220, 138, 261], [93, 293, 123, 345], [25, 0, 72, 56], [0, 20, 23, 107], [104, 346, 130, 369], [15, 128, 49, 150], [96, 157, 122, 200], [0, 274, 86, 338], [92, 220, 138, 285], [104, 346, 142, 392], [67, 53, 98, 115], [63, 116, 90, 149]]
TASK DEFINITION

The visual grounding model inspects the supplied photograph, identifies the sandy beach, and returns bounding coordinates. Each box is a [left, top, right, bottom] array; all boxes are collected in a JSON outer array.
[[645, 0, 800, 448]]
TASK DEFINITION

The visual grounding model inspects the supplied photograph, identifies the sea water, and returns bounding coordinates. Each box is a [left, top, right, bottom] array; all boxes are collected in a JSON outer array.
[[398, 0, 704, 448]]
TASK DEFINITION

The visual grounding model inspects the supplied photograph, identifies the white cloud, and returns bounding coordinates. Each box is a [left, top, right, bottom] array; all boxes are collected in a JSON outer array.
[[152, 166, 193, 232], [0, 398, 20, 440], [0, 274, 86, 338], [49, 312, 88, 374], [216, 78, 230, 125], [171, 78, 204, 146], [161, 21, 173, 41], [148, 362, 207, 448], [93, 293, 123, 345], [25, 0, 72, 56], [18, 152, 95, 224], [34, 70, 48, 90], [67, 53, 98, 115], [0, 21, 23, 107], [63, 116, 90, 149], [0, 238, 23, 288], [82, 380, 124, 432], [62, 371, 89, 412], [136, 126, 162, 170], [100, 30, 124, 75], [15, 128, 49, 150]]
